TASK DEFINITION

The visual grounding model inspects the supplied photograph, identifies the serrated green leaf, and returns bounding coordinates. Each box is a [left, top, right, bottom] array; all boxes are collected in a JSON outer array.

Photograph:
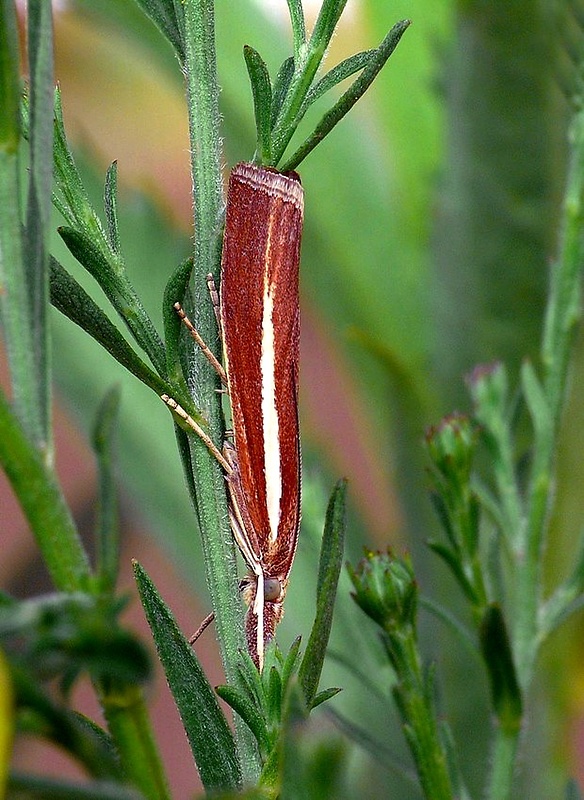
[[244, 45, 273, 165], [133, 561, 241, 791], [298, 479, 346, 707]]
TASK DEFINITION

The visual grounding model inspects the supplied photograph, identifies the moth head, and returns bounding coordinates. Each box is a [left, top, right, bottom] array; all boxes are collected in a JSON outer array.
[[264, 576, 285, 603]]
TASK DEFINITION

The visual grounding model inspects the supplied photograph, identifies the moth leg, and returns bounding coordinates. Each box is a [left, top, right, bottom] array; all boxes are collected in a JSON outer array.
[[161, 394, 232, 474], [205, 272, 222, 333], [189, 611, 215, 645], [173, 302, 227, 386]]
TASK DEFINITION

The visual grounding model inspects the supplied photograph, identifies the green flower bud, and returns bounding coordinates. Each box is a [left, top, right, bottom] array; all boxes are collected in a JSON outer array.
[[348, 550, 417, 632], [425, 413, 476, 485], [466, 361, 508, 416]]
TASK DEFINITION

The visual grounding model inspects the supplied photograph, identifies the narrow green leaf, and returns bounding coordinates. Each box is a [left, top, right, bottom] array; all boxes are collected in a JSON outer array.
[[235, 650, 266, 714], [271, 57, 295, 129], [565, 777, 584, 800], [302, 49, 374, 110], [0, 0, 20, 152], [310, 686, 341, 709], [243, 45, 273, 165], [439, 720, 473, 800], [270, 0, 350, 163], [12, 665, 121, 780], [163, 256, 194, 385], [538, 530, 584, 642], [280, 635, 302, 696], [324, 705, 417, 784], [0, 389, 91, 592], [215, 684, 271, 759], [308, 0, 348, 54], [266, 666, 282, 725], [92, 386, 122, 594], [285, 0, 306, 62], [49, 259, 168, 395], [426, 541, 479, 606], [479, 604, 522, 734], [133, 561, 242, 792], [52, 87, 101, 238], [0, 2, 53, 455], [0, 648, 12, 797], [58, 226, 167, 378], [418, 596, 479, 658], [25, 0, 54, 454], [521, 360, 551, 438], [7, 772, 143, 800], [280, 19, 411, 171], [298, 479, 346, 707], [104, 161, 121, 255], [132, 0, 184, 62]]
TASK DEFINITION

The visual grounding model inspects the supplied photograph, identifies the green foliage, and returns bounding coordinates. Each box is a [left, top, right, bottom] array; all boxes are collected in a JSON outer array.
[[2, 0, 584, 798]]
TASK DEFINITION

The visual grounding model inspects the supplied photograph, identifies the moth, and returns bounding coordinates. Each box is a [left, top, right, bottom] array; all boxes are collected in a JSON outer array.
[[163, 162, 304, 669]]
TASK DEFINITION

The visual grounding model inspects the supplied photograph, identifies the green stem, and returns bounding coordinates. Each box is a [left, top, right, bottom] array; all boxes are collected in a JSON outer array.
[[182, 0, 260, 780], [514, 105, 584, 688], [486, 726, 519, 800], [393, 635, 453, 800], [0, 388, 91, 593], [97, 681, 171, 800]]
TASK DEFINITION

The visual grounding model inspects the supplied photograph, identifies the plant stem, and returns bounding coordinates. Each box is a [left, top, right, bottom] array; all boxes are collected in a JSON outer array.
[[0, 388, 91, 593], [97, 681, 171, 800], [486, 726, 519, 800], [514, 104, 584, 689], [182, 0, 260, 780], [398, 636, 453, 800]]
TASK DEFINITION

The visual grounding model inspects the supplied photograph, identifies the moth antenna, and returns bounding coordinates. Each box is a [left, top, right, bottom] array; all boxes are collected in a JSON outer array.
[[161, 394, 232, 474], [206, 272, 222, 331], [173, 302, 227, 386]]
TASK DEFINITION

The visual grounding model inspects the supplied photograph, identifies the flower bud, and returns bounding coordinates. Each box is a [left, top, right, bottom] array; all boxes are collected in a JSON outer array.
[[425, 413, 476, 485], [348, 549, 417, 632]]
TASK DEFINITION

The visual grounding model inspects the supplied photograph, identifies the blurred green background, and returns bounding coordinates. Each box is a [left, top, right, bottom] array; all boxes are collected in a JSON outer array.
[[5, 0, 584, 797]]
